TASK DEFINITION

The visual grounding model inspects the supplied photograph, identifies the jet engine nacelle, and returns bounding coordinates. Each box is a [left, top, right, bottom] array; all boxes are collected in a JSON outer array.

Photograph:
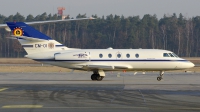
[[55, 51, 90, 60]]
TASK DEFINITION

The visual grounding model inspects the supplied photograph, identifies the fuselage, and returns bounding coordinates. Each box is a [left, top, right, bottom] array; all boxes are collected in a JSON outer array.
[[27, 49, 195, 71]]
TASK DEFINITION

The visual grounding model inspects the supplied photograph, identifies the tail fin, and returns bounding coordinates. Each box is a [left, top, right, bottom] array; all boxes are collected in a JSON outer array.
[[7, 22, 52, 40], [6, 22, 67, 54]]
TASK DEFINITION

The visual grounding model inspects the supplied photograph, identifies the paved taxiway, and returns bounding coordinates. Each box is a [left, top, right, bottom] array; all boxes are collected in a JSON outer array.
[[0, 71, 200, 112]]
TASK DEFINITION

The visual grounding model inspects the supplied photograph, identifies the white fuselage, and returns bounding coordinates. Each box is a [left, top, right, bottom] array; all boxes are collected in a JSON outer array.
[[26, 49, 194, 71]]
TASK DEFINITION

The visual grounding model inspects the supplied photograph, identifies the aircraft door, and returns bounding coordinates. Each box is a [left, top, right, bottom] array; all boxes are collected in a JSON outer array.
[[84, 51, 90, 61]]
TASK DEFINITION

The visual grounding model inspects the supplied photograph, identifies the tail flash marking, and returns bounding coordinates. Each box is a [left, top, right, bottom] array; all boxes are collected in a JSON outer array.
[[13, 27, 24, 36]]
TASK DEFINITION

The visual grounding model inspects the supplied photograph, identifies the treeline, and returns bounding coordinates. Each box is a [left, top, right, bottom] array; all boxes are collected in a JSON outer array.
[[0, 12, 200, 57]]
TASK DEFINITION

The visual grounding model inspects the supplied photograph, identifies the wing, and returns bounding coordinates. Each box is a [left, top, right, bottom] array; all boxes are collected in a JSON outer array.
[[75, 64, 132, 70], [0, 24, 7, 27]]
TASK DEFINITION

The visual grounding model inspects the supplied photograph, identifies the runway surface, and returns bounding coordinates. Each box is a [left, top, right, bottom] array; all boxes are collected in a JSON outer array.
[[0, 71, 200, 112]]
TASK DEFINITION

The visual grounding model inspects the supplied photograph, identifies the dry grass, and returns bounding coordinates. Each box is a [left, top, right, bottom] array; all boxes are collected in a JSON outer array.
[[174, 67, 200, 72], [0, 58, 39, 64], [0, 66, 72, 73], [182, 57, 200, 64]]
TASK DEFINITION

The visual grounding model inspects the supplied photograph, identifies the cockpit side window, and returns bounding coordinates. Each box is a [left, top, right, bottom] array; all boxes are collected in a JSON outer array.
[[163, 53, 170, 57], [168, 53, 174, 57]]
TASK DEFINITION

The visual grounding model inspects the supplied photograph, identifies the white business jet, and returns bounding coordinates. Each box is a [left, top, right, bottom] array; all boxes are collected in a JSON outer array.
[[1, 18, 194, 81]]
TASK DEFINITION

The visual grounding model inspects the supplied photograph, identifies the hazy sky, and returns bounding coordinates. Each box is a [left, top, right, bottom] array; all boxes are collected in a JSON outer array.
[[0, 0, 200, 19]]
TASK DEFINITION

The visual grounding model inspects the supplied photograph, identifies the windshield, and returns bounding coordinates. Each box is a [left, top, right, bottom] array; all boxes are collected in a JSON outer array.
[[168, 53, 174, 57], [172, 53, 178, 57]]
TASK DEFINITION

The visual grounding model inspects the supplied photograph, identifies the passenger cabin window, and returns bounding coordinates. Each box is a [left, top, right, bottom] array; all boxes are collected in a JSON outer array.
[[163, 53, 170, 57], [135, 54, 139, 58], [126, 54, 130, 58], [117, 54, 121, 58], [108, 53, 112, 58], [99, 54, 103, 58]]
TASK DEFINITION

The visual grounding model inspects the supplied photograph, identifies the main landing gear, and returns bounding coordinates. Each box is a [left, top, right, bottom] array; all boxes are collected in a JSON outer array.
[[91, 74, 104, 81], [91, 70, 105, 81], [157, 71, 164, 81]]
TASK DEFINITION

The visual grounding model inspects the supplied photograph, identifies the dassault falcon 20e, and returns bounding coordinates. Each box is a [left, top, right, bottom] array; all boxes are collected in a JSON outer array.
[[1, 18, 194, 81]]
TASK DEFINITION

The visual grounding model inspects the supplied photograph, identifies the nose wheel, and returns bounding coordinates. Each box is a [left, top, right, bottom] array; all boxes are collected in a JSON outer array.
[[157, 76, 162, 81], [157, 71, 164, 81]]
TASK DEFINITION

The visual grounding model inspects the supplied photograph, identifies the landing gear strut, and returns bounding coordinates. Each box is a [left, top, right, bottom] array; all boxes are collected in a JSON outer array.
[[157, 71, 164, 81], [91, 70, 105, 81]]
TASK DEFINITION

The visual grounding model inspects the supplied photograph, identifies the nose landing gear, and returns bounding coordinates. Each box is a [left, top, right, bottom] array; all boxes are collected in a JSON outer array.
[[157, 71, 164, 81]]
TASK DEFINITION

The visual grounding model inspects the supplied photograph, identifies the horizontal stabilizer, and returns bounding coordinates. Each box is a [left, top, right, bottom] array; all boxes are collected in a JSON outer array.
[[0, 17, 96, 28], [26, 17, 95, 25], [0, 24, 7, 27]]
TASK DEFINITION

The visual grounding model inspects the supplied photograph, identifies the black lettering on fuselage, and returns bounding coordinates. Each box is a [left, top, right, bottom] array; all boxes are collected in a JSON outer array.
[[35, 44, 47, 48]]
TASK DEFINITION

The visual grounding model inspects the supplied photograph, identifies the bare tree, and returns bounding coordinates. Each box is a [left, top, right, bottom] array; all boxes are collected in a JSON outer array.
[[12, 40, 23, 57], [161, 25, 166, 49]]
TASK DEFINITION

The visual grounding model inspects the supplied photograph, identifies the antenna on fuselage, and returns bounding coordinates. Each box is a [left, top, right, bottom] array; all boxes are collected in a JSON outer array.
[[107, 47, 113, 49]]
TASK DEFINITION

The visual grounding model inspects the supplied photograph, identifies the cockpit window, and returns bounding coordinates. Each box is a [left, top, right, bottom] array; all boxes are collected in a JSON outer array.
[[163, 53, 170, 57], [164, 53, 178, 57], [172, 53, 178, 57], [168, 53, 174, 57]]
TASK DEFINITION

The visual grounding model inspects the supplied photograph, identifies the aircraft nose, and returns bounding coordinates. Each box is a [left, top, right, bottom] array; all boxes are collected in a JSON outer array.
[[184, 61, 195, 68], [177, 60, 195, 69], [188, 61, 195, 68]]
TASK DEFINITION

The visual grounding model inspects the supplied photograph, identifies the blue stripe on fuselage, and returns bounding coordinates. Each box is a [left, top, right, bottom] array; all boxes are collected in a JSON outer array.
[[56, 45, 65, 47], [33, 59, 189, 62], [22, 45, 33, 47]]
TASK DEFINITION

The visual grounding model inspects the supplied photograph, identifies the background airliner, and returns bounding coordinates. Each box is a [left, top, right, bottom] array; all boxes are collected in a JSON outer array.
[[1, 18, 195, 81]]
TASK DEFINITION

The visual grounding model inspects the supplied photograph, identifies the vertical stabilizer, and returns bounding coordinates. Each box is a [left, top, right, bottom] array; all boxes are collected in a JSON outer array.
[[6, 22, 68, 54]]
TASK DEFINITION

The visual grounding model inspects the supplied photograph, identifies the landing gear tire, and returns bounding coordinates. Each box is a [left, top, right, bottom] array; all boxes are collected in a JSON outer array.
[[91, 74, 104, 81], [157, 71, 164, 81], [97, 76, 104, 81], [91, 70, 105, 81], [91, 74, 97, 80], [157, 77, 162, 81]]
